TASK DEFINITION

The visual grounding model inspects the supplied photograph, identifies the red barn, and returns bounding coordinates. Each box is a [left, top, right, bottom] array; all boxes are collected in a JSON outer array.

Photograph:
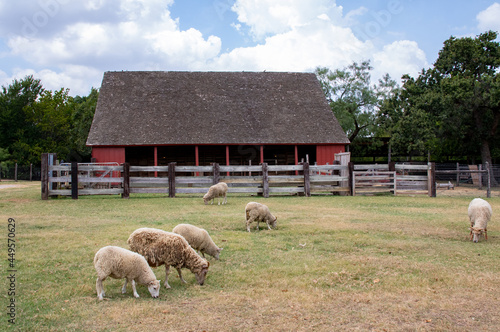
[[86, 71, 349, 166]]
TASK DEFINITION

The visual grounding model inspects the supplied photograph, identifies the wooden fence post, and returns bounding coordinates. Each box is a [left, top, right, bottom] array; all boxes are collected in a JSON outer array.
[[14, 163, 18, 182], [348, 162, 354, 196], [486, 162, 491, 198], [303, 162, 310, 197], [168, 162, 176, 198], [41, 153, 49, 200], [213, 163, 220, 185], [456, 162, 460, 187], [122, 163, 130, 199], [429, 162, 436, 197], [478, 164, 483, 190], [71, 162, 78, 199], [262, 163, 269, 198]]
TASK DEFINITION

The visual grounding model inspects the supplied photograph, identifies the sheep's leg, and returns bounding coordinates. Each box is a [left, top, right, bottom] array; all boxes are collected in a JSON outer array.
[[121, 278, 128, 294], [469, 231, 473, 241], [96, 277, 105, 300], [176, 268, 187, 284], [131, 279, 140, 298], [267, 221, 272, 230], [485, 229, 488, 241], [164, 265, 172, 289], [246, 217, 254, 232], [222, 193, 227, 205]]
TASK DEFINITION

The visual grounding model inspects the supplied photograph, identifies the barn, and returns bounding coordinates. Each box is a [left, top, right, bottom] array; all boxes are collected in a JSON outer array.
[[86, 71, 349, 167]]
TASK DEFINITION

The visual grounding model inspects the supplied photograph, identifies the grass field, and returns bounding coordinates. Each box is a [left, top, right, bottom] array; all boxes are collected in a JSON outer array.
[[1, 181, 500, 331]]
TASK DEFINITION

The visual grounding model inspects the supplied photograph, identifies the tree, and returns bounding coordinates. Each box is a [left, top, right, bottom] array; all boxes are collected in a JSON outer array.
[[19, 88, 73, 164], [433, 30, 500, 166], [0, 75, 44, 164], [68, 87, 99, 162], [380, 31, 500, 166], [378, 71, 442, 158], [316, 61, 396, 146]]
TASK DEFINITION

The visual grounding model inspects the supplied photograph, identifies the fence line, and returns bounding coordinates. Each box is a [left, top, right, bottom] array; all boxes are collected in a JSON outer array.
[[41, 154, 450, 199]]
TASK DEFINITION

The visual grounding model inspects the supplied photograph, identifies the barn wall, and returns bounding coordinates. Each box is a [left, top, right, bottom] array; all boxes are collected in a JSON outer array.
[[316, 145, 346, 165], [91, 147, 125, 164]]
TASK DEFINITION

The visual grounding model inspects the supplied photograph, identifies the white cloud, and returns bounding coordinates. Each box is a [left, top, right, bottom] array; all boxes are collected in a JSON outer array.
[[1, 0, 431, 95], [2, 0, 221, 94], [477, 3, 500, 32], [373, 40, 428, 83], [4, 65, 102, 95], [231, 0, 344, 40]]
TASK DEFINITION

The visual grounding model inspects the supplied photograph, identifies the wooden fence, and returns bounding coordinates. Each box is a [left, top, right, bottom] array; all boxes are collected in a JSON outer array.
[[41, 154, 439, 199], [351, 163, 433, 196]]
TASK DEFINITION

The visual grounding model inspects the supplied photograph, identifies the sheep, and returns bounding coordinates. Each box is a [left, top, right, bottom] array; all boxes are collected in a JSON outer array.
[[127, 228, 210, 289], [245, 202, 278, 232], [93, 246, 161, 300], [203, 182, 228, 205], [468, 198, 492, 243], [172, 223, 223, 260]]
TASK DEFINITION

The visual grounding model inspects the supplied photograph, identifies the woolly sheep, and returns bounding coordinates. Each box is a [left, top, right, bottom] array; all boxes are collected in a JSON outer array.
[[468, 198, 492, 243], [172, 223, 223, 260], [93, 246, 161, 300], [203, 182, 228, 205], [128, 228, 210, 289], [245, 202, 278, 232]]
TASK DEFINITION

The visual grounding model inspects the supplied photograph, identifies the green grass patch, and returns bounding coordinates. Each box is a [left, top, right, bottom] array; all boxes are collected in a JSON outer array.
[[1, 181, 500, 331]]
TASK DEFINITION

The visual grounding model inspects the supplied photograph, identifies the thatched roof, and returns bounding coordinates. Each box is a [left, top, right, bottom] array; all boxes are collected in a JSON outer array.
[[86, 71, 349, 146]]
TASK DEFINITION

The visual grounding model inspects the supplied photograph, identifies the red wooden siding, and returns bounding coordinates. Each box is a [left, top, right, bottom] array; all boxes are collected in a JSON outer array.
[[316, 145, 345, 165], [91, 144, 345, 166], [92, 147, 125, 164]]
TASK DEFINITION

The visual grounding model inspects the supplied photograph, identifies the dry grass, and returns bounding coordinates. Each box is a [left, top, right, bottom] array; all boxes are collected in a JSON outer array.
[[2, 181, 500, 331]]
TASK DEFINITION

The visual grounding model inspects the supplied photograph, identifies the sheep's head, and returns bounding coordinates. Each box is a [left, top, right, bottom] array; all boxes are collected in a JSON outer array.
[[195, 261, 210, 285], [270, 216, 278, 229], [470, 227, 485, 243], [147, 280, 161, 298], [203, 194, 210, 205], [214, 247, 223, 260]]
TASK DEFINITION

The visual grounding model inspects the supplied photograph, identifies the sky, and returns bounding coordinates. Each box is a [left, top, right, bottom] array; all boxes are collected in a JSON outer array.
[[1, 0, 499, 96]]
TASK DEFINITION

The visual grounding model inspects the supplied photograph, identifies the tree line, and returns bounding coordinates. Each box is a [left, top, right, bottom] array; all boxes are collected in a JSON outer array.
[[0, 76, 98, 169], [317, 30, 500, 166], [1, 31, 498, 170]]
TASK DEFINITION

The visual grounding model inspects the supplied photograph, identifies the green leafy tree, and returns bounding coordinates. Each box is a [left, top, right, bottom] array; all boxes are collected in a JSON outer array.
[[20, 88, 73, 164], [433, 30, 500, 165], [0, 75, 44, 164], [380, 31, 500, 164], [316, 61, 397, 148], [68, 87, 99, 161]]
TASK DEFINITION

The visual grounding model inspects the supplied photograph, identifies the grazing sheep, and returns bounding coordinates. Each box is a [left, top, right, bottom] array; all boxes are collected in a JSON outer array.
[[128, 228, 210, 289], [245, 202, 278, 232], [172, 223, 223, 260], [468, 198, 492, 243], [93, 246, 161, 300], [203, 182, 228, 205]]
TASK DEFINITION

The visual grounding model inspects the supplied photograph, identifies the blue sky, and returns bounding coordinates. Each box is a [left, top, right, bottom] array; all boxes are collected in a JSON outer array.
[[0, 0, 499, 96]]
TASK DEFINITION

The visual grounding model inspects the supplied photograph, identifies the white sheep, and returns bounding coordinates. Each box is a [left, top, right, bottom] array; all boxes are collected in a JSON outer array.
[[128, 228, 210, 289], [172, 223, 223, 260], [245, 202, 278, 232], [203, 182, 228, 205], [468, 198, 492, 243], [93, 246, 161, 300]]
